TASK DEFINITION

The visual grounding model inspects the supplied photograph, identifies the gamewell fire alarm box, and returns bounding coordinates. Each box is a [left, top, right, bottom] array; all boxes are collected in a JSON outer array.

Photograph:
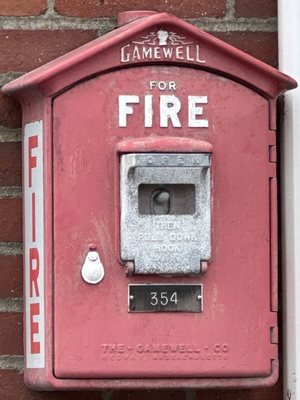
[[2, 11, 297, 390]]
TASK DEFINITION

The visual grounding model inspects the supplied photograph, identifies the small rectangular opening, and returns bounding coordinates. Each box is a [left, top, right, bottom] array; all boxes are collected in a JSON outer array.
[[138, 184, 195, 215]]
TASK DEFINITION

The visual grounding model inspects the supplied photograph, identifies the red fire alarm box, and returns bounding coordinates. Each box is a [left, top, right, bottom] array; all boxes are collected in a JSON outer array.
[[2, 11, 297, 390]]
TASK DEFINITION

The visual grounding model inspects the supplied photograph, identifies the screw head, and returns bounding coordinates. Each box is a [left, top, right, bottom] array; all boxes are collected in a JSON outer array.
[[88, 251, 98, 262]]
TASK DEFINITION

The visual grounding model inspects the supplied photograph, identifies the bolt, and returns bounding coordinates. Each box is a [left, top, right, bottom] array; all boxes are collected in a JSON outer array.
[[88, 251, 98, 261], [200, 260, 208, 274], [125, 261, 135, 276], [151, 189, 170, 215]]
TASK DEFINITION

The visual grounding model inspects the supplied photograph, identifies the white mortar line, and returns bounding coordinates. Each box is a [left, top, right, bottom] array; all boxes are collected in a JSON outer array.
[[0, 16, 277, 32], [0, 187, 22, 198], [0, 129, 22, 143], [0, 242, 22, 256], [0, 298, 23, 312], [0, 355, 23, 371]]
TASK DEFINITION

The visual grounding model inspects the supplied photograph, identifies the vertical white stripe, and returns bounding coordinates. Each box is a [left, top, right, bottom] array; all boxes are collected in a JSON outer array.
[[24, 120, 45, 369]]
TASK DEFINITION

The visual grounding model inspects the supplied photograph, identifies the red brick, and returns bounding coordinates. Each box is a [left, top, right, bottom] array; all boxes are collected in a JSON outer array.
[[235, 0, 277, 18], [0, 0, 47, 16], [0, 371, 26, 400], [0, 313, 22, 354], [0, 255, 22, 298], [213, 32, 278, 67], [0, 92, 22, 128], [55, 0, 226, 18], [0, 142, 22, 186], [0, 197, 22, 242], [0, 30, 98, 73]]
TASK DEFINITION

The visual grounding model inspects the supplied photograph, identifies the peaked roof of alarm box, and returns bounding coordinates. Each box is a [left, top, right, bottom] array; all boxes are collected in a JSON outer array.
[[2, 11, 297, 99]]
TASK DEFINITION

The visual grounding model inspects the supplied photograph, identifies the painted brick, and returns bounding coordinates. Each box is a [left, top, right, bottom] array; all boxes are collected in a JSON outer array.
[[54, 0, 227, 18], [235, 0, 277, 18], [0, 31, 98, 73], [0, 313, 22, 354], [0, 198, 22, 242], [0, 255, 22, 298], [213, 32, 278, 66], [0, 142, 22, 186], [0, 0, 47, 16], [0, 92, 22, 129]]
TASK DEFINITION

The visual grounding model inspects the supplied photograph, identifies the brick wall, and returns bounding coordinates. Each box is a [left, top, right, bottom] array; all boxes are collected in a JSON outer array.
[[0, 0, 281, 399]]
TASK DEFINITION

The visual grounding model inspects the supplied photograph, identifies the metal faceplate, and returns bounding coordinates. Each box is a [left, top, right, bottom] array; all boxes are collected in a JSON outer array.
[[120, 153, 211, 274]]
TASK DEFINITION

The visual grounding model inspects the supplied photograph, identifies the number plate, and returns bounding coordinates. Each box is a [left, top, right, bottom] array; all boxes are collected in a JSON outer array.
[[128, 284, 203, 313]]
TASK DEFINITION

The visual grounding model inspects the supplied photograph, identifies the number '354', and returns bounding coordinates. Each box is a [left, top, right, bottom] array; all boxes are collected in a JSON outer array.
[[150, 292, 178, 306]]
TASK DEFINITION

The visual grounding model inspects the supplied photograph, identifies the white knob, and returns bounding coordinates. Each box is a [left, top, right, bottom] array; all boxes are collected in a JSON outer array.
[[81, 250, 105, 284]]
